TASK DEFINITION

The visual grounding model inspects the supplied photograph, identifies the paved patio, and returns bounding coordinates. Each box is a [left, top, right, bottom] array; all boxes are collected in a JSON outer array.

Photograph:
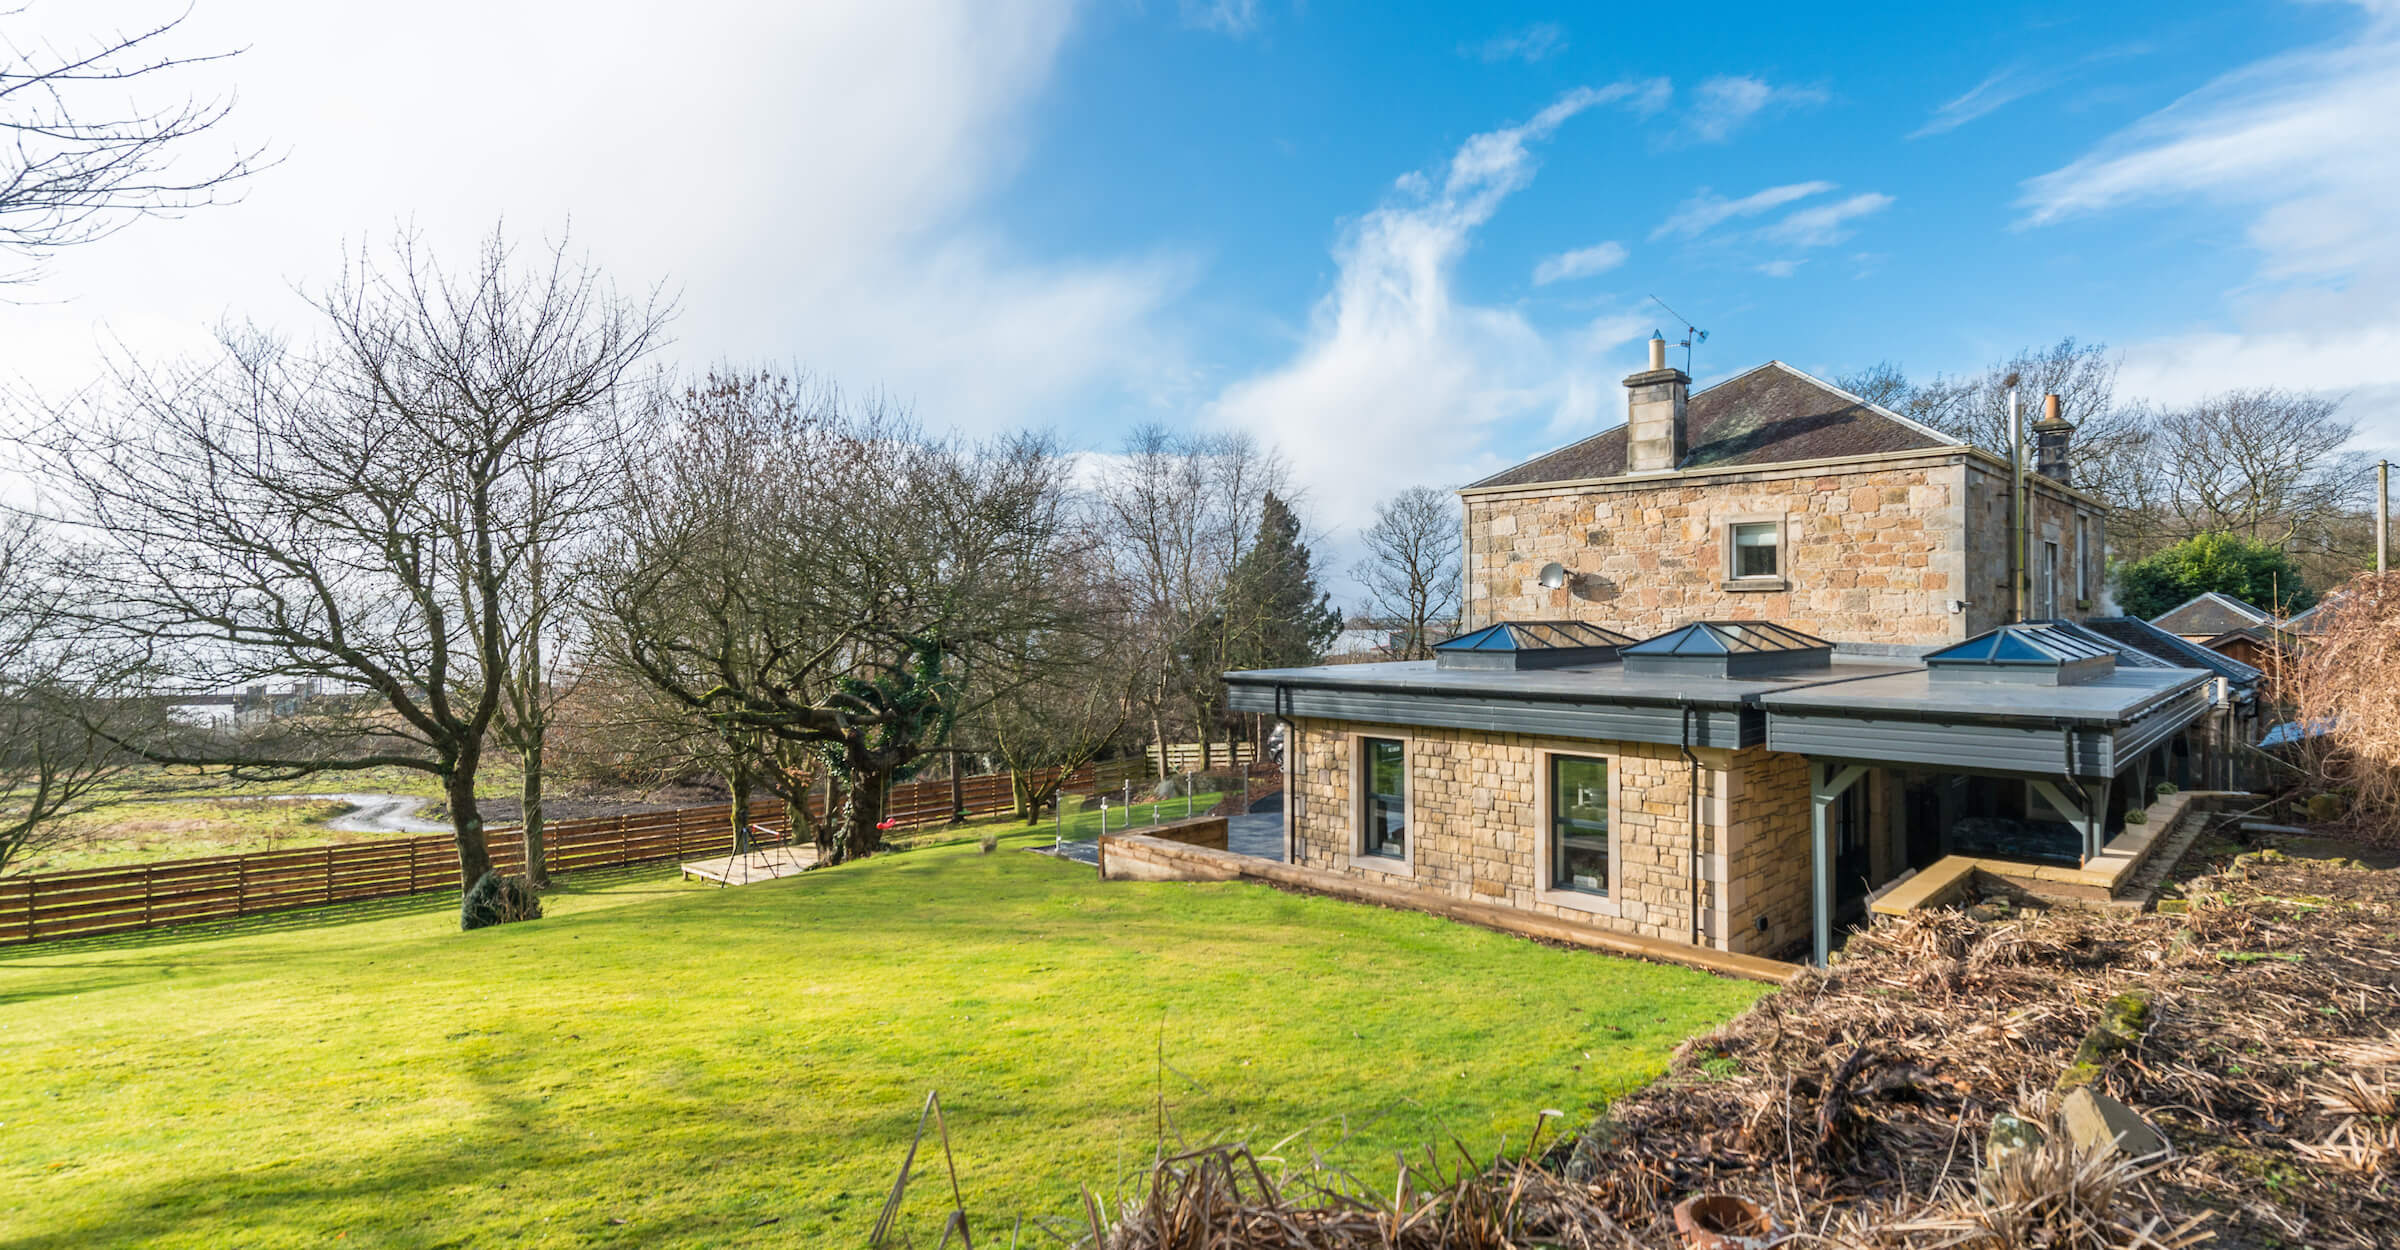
[[1045, 810, 1287, 867]]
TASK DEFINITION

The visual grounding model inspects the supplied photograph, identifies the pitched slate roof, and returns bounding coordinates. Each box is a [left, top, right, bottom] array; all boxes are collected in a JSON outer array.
[[2081, 615, 2265, 689], [2148, 591, 2273, 637], [1466, 361, 1959, 490]]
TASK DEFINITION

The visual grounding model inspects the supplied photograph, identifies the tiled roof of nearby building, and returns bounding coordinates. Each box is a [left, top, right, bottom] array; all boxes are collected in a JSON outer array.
[[1465, 361, 1958, 490], [2148, 591, 2273, 637], [2081, 616, 2265, 689]]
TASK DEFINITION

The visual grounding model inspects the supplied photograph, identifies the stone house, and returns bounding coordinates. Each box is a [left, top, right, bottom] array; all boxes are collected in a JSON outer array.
[[1223, 339, 2239, 965]]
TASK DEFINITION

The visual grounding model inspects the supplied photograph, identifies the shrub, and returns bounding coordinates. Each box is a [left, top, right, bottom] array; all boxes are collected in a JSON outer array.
[[2123, 809, 2148, 827], [2156, 781, 2178, 797], [460, 871, 543, 931], [2113, 532, 2314, 620]]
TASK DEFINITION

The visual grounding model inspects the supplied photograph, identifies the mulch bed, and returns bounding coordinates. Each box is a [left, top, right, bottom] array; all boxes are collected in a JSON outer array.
[[1083, 843, 2399, 1248]]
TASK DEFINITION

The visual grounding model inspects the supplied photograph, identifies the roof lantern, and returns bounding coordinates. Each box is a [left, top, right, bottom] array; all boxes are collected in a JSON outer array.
[[1923, 622, 2118, 686], [1431, 620, 1635, 671], [1620, 620, 1833, 679]]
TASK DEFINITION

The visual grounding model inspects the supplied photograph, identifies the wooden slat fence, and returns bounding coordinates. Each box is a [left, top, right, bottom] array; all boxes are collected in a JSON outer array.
[[0, 756, 1174, 948], [0, 800, 788, 948]]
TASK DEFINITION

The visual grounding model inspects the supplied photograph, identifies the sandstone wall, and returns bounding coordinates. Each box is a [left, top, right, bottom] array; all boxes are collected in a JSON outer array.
[[1287, 718, 1812, 956], [1960, 460, 2110, 634], [1462, 456, 1970, 644]]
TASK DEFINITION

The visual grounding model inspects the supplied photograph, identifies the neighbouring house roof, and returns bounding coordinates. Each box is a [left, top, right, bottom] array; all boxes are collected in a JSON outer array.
[[1465, 361, 1959, 490], [2148, 591, 2273, 637], [2081, 616, 2265, 691]]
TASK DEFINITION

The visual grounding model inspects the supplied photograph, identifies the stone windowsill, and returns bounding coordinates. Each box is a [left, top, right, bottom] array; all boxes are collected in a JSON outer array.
[[1348, 852, 1414, 878], [1721, 577, 1789, 592], [1533, 883, 1624, 919]]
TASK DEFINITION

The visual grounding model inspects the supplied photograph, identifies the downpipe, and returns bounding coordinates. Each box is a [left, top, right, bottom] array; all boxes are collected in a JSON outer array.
[[1273, 683, 1299, 865], [1681, 700, 1704, 948]]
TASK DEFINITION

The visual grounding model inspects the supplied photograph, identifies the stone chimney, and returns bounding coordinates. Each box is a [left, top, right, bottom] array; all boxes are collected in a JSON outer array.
[[2032, 392, 2073, 484], [1624, 330, 1690, 475]]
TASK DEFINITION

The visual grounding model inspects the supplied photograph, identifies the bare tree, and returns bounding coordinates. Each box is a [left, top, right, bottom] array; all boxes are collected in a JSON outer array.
[[1840, 339, 2156, 522], [1354, 486, 1461, 659], [30, 228, 666, 905], [0, 514, 156, 872], [2152, 388, 2367, 551], [1, 4, 266, 285], [967, 553, 1136, 823], [591, 369, 1080, 862], [1095, 425, 1290, 776]]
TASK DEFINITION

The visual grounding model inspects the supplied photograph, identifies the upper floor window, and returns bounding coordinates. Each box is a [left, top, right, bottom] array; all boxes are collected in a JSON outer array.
[[1729, 521, 1780, 579]]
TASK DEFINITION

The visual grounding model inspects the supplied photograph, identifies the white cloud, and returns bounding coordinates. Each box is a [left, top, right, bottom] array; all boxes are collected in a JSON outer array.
[[1531, 241, 1627, 285], [1680, 75, 1827, 144], [1180, 0, 1260, 35], [1650, 181, 1835, 240], [1910, 65, 2047, 139], [1758, 192, 1894, 247], [1207, 87, 1660, 538], [0, 0, 1189, 435], [1756, 259, 1804, 278], [1465, 22, 1566, 64], [2020, 3, 2400, 451]]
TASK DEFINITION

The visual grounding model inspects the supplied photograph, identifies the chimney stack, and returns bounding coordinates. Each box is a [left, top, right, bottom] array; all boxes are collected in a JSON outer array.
[[2032, 392, 2072, 484], [1624, 330, 1689, 475]]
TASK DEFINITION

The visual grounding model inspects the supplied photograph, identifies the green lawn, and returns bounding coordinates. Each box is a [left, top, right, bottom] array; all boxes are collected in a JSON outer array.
[[0, 834, 1765, 1248]]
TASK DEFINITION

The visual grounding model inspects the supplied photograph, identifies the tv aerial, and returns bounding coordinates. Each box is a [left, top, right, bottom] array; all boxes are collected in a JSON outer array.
[[1649, 295, 1708, 373]]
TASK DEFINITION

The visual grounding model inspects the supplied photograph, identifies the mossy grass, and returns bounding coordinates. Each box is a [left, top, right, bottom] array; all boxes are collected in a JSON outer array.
[[0, 833, 1763, 1246]]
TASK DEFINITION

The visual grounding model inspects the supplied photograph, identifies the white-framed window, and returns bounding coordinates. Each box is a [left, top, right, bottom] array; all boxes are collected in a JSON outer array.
[[1547, 754, 1610, 895], [1353, 735, 1410, 870], [2076, 515, 2091, 603], [1534, 748, 1623, 916], [2042, 540, 2061, 619], [1724, 516, 1785, 586]]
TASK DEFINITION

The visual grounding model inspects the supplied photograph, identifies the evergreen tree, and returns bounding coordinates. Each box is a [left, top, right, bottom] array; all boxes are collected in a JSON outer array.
[[1225, 492, 1342, 669], [2114, 531, 2316, 620]]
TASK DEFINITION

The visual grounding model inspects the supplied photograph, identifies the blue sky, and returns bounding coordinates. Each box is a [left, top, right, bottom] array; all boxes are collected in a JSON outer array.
[[6, 0, 2397, 581]]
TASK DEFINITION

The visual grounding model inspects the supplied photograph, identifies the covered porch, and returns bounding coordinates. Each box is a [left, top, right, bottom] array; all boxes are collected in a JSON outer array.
[[1763, 624, 2216, 964]]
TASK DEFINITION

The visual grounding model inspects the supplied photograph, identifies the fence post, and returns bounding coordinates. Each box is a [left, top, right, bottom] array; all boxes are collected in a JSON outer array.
[[237, 857, 247, 915], [144, 865, 155, 926], [325, 846, 335, 904], [617, 814, 629, 866]]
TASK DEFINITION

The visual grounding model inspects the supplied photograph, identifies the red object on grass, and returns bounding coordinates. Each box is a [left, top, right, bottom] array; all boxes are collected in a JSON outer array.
[[876, 816, 900, 831]]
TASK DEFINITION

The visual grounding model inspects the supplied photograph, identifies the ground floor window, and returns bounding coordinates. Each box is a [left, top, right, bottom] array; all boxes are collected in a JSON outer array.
[[1361, 737, 1407, 858], [1549, 755, 1610, 893]]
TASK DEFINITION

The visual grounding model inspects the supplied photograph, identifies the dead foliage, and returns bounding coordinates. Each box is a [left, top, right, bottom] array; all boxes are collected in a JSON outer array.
[[2275, 571, 2400, 841], [1067, 850, 2398, 1248]]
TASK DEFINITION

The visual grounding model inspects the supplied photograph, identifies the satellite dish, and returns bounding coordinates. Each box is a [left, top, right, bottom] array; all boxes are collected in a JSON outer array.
[[1537, 562, 1569, 590]]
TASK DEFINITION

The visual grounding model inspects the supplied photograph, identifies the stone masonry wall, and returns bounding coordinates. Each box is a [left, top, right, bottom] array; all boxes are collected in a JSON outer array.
[[1462, 456, 1970, 644], [1287, 718, 1812, 955], [1961, 460, 2110, 636]]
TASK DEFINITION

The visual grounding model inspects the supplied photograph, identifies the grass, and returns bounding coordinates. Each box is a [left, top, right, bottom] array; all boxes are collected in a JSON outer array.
[[0, 833, 1765, 1248], [11, 798, 365, 875]]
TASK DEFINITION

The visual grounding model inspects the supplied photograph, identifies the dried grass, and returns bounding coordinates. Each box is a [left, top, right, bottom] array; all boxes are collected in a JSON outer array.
[[2276, 571, 2400, 839], [1049, 850, 2400, 1249]]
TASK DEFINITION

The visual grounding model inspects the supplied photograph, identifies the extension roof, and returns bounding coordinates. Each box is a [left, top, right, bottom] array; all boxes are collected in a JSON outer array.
[[2148, 591, 2273, 637], [1465, 361, 1958, 490], [1922, 622, 2118, 685]]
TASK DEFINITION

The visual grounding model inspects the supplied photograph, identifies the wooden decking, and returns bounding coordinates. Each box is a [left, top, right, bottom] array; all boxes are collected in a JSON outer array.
[[680, 845, 819, 885]]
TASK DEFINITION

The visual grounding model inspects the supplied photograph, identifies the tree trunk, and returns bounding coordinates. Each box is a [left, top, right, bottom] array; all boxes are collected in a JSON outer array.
[[1195, 700, 1216, 773], [1013, 769, 1035, 823], [947, 750, 966, 826], [519, 739, 549, 889], [844, 773, 888, 860], [728, 765, 754, 855], [445, 756, 493, 891], [1151, 710, 1169, 782]]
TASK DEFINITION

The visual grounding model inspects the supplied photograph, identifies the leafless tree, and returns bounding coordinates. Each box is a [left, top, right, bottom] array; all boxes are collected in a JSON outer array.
[[0, 514, 157, 873], [1095, 425, 1289, 776], [590, 369, 1080, 862], [967, 553, 1136, 823], [1, 4, 267, 285], [1354, 486, 1461, 659], [2151, 388, 2366, 552], [28, 228, 666, 904], [1839, 339, 2156, 522]]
